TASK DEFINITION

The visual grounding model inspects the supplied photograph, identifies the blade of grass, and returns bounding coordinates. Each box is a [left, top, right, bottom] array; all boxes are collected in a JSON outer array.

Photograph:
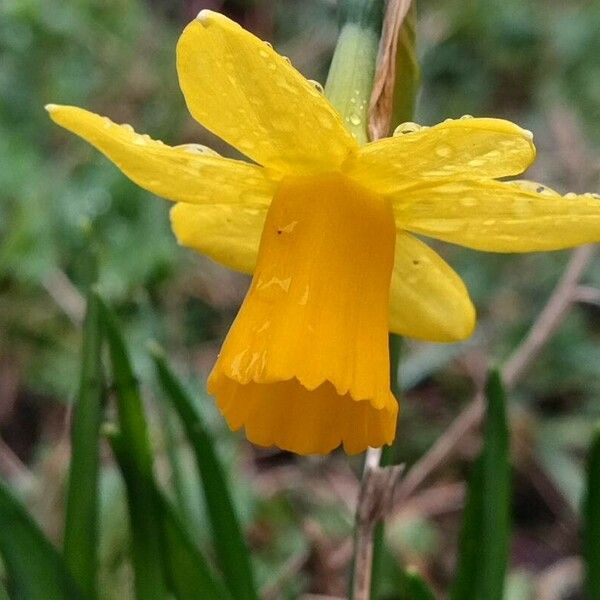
[[450, 370, 510, 600], [63, 288, 103, 598], [583, 424, 600, 598], [99, 298, 168, 600], [150, 345, 258, 600], [107, 431, 233, 600], [159, 403, 196, 529], [0, 480, 82, 600]]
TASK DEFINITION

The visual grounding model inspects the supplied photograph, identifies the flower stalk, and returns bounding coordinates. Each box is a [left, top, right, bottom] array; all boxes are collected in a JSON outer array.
[[325, 0, 386, 144]]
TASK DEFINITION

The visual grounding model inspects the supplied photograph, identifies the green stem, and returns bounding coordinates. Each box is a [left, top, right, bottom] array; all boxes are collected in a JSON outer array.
[[325, 0, 385, 144]]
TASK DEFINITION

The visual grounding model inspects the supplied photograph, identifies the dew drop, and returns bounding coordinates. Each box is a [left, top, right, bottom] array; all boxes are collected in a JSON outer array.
[[393, 121, 422, 135], [435, 144, 452, 158], [259, 49, 269, 59], [270, 115, 295, 133], [484, 150, 501, 159], [176, 143, 220, 157], [349, 113, 362, 126], [316, 112, 334, 130], [121, 123, 134, 133], [468, 159, 486, 167], [238, 139, 256, 151], [308, 79, 324, 94], [460, 114, 474, 120], [133, 134, 150, 146], [565, 192, 577, 199], [263, 41, 273, 49]]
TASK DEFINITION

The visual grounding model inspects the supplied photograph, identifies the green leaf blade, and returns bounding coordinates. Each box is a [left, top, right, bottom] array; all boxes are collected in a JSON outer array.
[[99, 299, 168, 600], [63, 289, 103, 599], [0, 481, 82, 600], [451, 369, 511, 600], [584, 424, 600, 599], [108, 433, 232, 600], [151, 348, 258, 600]]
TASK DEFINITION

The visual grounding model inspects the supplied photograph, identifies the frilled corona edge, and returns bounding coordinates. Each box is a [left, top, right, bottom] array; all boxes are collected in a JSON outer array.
[[46, 10, 600, 454]]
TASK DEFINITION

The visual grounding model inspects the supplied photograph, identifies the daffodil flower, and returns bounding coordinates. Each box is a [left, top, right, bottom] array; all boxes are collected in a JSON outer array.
[[47, 11, 600, 455]]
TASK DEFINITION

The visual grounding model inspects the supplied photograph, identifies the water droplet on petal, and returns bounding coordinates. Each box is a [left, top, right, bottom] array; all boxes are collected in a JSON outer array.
[[435, 144, 452, 158], [522, 129, 534, 140], [565, 192, 577, 199], [393, 121, 422, 135], [270, 115, 295, 133], [349, 113, 362, 126], [176, 143, 220, 157], [259, 49, 269, 59], [308, 79, 324, 94], [468, 158, 486, 167], [316, 112, 334, 130], [460, 114, 474, 119], [133, 134, 149, 146], [121, 123, 134, 133], [238, 139, 256, 151]]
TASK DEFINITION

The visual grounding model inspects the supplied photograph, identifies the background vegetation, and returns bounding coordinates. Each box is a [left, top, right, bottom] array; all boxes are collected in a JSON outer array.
[[0, 0, 599, 597]]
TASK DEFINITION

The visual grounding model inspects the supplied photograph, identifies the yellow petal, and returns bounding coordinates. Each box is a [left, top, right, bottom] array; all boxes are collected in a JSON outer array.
[[46, 105, 275, 205], [176, 11, 357, 174], [394, 179, 600, 252], [389, 233, 476, 341], [170, 203, 265, 273], [208, 173, 398, 454], [345, 118, 535, 194]]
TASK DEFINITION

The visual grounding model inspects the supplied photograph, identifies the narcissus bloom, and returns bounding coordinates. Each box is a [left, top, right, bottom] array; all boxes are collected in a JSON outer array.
[[47, 11, 600, 454]]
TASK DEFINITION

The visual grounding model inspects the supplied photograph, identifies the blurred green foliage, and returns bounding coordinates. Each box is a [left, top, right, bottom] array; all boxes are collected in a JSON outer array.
[[0, 0, 599, 597]]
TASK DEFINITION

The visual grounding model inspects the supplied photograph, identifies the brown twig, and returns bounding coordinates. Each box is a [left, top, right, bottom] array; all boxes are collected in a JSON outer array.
[[395, 395, 484, 503], [352, 461, 404, 600], [573, 284, 600, 307], [42, 268, 85, 326], [503, 244, 596, 388]]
